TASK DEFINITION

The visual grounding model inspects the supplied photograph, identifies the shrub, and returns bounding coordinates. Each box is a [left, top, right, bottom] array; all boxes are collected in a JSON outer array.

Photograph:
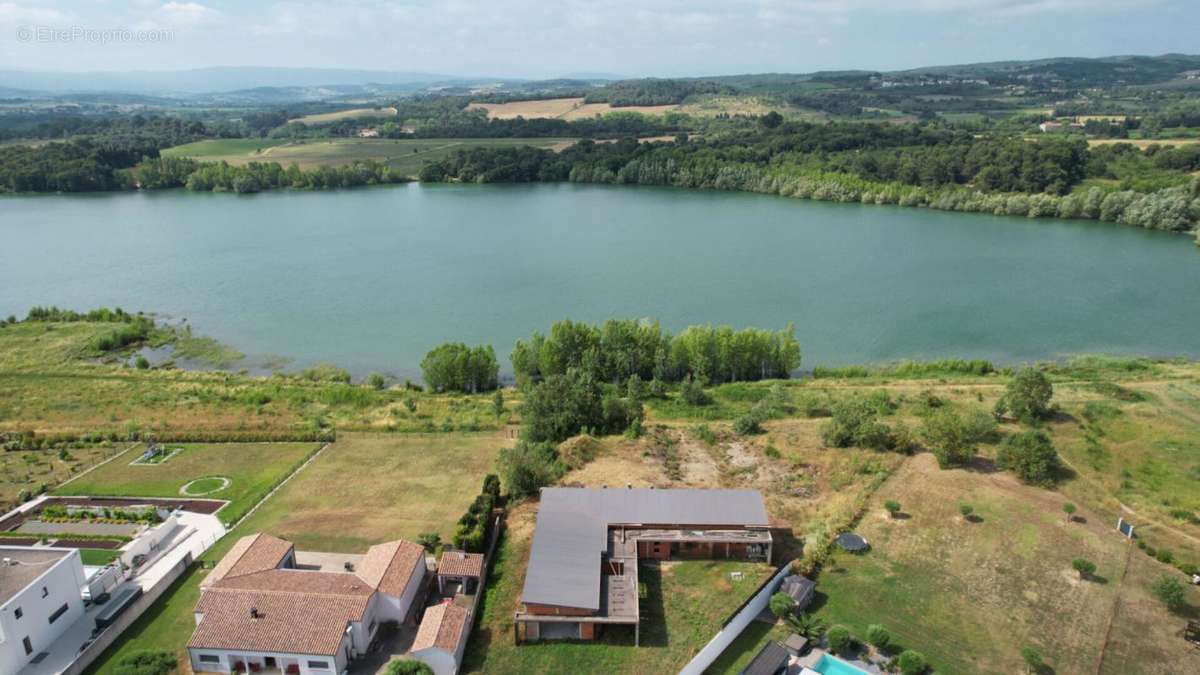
[[1157, 549, 1174, 564], [920, 406, 993, 468], [385, 661, 434, 675], [499, 440, 564, 499], [959, 503, 974, 519], [134, 356, 150, 370], [112, 649, 177, 675], [764, 444, 781, 459], [680, 374, 711, 405], [826, 624, 853, 654], [416, 532, 441, 552], [769, 590, 795, 619], [997, 430, 1062, 485], [1063, 502, 1076, 521], [1021, 646, 1044, 673], [1072, 558, 1096, 579], [300, 363, 352, 383], [365, 372, 386, 390], [866, 623, 891, 649], [897, 649, 928, 675], [733, 410, 765, 435], [884, 500, 901, 517], [691, 424, 717, 445], [1151, 574, 1187, 611], [822, 395, 894, 451], [995, 368, 1053, 423]]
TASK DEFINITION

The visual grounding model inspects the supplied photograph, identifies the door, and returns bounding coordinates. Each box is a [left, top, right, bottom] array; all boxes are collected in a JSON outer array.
[[265, 657, 276, 668]]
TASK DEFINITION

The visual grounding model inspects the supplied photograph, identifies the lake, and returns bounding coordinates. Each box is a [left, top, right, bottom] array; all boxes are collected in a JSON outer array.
[[3, 182, 1199, 379]]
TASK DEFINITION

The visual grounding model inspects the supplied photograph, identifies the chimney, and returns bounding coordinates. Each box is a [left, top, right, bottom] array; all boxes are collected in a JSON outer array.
[[249, 607, 259, 619]]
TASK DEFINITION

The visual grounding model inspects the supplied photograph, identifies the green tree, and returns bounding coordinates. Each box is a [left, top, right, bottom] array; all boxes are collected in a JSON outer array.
[[492, 388, 505, 418], [680, 374, 711, 405], [134, 355, 150, 370], [785, 612, 827, 640], [959, 503, 974, 520], [1072, 558, 1096, 579], [420, 342, 499, 393], [866, 623, 891, 650], [498, 440, 563, 499], [1063, 502, 1076, 522], [920, 406, 993, 468], [1151, 574, 1187, 611], [826, 624, 854, 655], [112, 650, 177, 675], [997, 430, 1061, 485], [365, 372, 386, 390], [822, 395, 894, 451], [416, 532, 441, 551], [884, 500, 902, 518], [995, 368, 1053, 423], [1021, 646, 1044, 673], [769, 590, 796, 619], [897, 649, 928, 675]]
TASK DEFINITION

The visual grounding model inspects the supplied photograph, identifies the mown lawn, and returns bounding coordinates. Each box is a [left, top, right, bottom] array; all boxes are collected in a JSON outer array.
[[463, 502, 774, 674], [56, 442, 320, 525]]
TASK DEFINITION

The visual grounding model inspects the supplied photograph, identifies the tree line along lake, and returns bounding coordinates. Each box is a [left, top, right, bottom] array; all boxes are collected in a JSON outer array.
[[2, 182, 1198, 379]]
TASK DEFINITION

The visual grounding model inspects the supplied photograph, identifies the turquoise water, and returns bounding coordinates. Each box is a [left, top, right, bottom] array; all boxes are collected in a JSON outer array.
[[2, 183, 1199, 378], [813, 654, 870, 675]]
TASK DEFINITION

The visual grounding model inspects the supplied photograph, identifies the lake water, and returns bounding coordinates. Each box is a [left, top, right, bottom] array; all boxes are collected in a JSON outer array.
[[3, 183, 1199, 378]]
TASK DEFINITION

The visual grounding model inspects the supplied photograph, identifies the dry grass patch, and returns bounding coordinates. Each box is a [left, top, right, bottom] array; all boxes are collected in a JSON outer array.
[[233, 431, 504, 551], [467, 97, 679, 121], [289, 107, 397, 125]]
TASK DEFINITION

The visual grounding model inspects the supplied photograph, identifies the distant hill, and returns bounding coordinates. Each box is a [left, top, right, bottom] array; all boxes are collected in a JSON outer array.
[[0, 67, 470, 95]]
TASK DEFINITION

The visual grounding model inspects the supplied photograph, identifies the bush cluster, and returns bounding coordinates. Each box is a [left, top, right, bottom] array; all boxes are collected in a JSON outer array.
[[453, 474, 501, 552]]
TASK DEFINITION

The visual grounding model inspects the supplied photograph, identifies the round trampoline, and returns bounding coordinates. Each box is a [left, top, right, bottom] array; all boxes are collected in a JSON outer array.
[[836, 532, 869, 552]]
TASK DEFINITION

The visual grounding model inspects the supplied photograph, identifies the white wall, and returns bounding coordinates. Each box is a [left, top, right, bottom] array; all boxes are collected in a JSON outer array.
[[410, 648, 457, 675], [375, 556, 427, 625], [120, 513, 181, 568], [0, 549, 87, 674], [677, 565, 791, 675], [189, 641, 349, 675]]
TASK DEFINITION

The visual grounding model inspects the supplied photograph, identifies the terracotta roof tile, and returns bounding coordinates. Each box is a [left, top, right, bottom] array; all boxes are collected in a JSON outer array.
[[412, 602, 469, 653], [190, 589, 368, 655], [357, 540, 424, 596], [202, 533, 292, 588], [437, 551, 484, 578]]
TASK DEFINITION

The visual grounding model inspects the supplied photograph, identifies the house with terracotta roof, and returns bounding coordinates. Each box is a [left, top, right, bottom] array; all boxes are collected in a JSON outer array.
[[409, 602, 470, 675], [188, 533, 427, 675]]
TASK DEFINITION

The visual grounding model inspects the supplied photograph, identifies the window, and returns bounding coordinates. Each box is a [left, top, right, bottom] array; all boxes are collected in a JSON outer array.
[[48, 603, 69, 624], [13, 607, 22, 619], [307, 661, 331, 671], [41, 586, 48, 598], [22, 637, 32, 655], [199, 655, 221, 664]]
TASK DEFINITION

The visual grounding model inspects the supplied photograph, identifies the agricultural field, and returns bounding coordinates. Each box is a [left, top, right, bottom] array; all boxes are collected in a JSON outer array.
[[466, 97, 678, 120], [0, 444, 126, 508], [1087, 137, 1200, 147], [676, 95, 808, 118], [55, 441, 320, 525], [163, 137, 573, 174], [85, 431, 504, 673], [288, 106, 397, 125]]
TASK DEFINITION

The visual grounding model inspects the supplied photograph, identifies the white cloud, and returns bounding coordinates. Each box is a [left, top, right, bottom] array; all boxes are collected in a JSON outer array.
[[0, 2, 72, 26], [136, 1, 225, 31]]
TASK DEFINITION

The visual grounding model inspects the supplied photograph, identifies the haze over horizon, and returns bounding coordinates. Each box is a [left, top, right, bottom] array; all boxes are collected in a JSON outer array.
[[1, 1, 1198, 80]]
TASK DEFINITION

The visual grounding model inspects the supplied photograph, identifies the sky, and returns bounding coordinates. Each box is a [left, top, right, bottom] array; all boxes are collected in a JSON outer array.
[[0, 1, 1197, 78]]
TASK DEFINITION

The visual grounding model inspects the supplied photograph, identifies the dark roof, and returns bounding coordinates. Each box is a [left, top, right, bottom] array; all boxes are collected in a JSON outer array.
[[522, 488, 769, 611], [836, 532, 868, 552], [740, 640, 790, 675], [783, 633, 809, 653], [780, 574, 816, 608]]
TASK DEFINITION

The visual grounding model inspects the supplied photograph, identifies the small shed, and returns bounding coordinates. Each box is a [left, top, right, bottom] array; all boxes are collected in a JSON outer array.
[[779, 574, 816, 611], [740, 640, 790, 675], [437, 550, 485, 595], [836, 532, 869, 552], [783, 633, 809, 656]]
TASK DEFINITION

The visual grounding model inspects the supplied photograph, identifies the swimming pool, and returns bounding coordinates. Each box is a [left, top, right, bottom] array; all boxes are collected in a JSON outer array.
[[811, 653, 871, 675]]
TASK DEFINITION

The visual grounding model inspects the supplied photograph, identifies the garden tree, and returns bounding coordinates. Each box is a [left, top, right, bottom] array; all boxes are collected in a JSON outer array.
[[492, 388, 505, 418], [680, 374, 711, 405], [897, 649, 928, 675], [420, 343, 499, 393], [997, 430, 1062, 485], [866, 623, 892, 650], [769, 590, 796, 619], [786, 612, 827, 639], [1072, 558, 1097, 579], [959, 503, 974, 520], [826, 624, 854, 655], [1021, 646, 1044, 673], [1151, 574, 1187, 611], [112, 650, 177, 675], [884, 500, 902, 518], [822, 395, 894, 451], [365, 372, 386, 390], [385, 660, 434, 675], [498, 440, 563, 499], [920, 406, 995, 468], [995, 368, 1054, 423], [1063, 502, 1076, 522], [626, 373, 645, 400]]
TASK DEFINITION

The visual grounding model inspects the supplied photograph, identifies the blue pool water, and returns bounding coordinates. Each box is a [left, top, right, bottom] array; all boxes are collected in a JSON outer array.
[[812, 654, 870, 675]]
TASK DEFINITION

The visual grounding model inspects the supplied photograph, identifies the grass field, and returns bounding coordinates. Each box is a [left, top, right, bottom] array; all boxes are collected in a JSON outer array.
[[464, 500, 774, 674], [466, 97, 678, 120], [163, 137, 574, 174], [1087, 138, 1200, 147], [289, 107, 397, 125], [55, 442, 320, 524]]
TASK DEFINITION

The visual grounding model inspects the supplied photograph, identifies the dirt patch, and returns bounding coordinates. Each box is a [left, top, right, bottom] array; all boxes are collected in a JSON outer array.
[[467, 98, 678, 121]]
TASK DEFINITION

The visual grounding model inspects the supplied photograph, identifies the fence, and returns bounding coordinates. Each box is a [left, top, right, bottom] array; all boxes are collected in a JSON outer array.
[[677, 563, 793, 675]]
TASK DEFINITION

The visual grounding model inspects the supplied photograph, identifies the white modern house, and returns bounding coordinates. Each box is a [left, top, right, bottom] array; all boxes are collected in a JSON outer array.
[[0, 547, 88, 674], [187, 533, 427, 675]]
